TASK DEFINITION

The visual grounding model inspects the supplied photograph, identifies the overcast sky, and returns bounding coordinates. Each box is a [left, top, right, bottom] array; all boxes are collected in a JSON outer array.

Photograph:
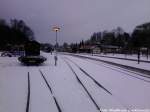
[[0, 0, 150, 44]]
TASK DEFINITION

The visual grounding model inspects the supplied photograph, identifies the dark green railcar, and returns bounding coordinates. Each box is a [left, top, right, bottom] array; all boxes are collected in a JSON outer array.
[[18, 41, 46, 65]]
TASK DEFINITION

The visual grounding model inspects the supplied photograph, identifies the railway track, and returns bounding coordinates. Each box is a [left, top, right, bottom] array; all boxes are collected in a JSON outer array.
[[39, 70, 62, 112], [63, 57, 133, 112], [63, 57, 136, 111], [63, 57, 112, 95], [85, 59, 150, 83], [63, 59, 102, 112], [65, 55, 150, 83], [26, 71, 62, 112], [26, 72, 30, 112], [64, 54, 150, 78], [93, 54, 150, 64], [27, 55, 143, 112]]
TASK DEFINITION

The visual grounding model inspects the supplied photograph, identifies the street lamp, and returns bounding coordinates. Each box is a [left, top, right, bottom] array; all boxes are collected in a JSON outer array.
[[52, 26, 60, 66]]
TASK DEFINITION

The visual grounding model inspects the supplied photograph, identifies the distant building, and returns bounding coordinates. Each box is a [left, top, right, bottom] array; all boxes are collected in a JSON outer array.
[[100, 45, 120, 53], [91, 46, 101, 54], [79, 45, 92, 53]]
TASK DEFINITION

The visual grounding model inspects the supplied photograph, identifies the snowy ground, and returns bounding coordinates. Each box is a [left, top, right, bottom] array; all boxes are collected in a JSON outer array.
[[0, 52, 150, 112]]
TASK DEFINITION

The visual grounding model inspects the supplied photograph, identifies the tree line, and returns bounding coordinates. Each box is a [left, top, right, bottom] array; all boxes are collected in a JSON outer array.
[[0, 18, 34, 50], [63, 22, 150, 54]]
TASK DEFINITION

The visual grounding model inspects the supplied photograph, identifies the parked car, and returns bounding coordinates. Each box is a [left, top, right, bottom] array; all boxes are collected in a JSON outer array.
[[1, 52, 12, 57]]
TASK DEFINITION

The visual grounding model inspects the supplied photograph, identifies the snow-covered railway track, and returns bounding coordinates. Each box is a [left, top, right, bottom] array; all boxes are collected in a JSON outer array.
[[26, 72, 30, 112], [66, 54, 150, 83], [66, 54, 150, 76], [39, 70, 62, 112], [63, 59, 102, 112], [63, 58, 131, 111], [64, 57, 112, 95], [93, 54, 150, 64], [71, 56, 150, 83], [63, 56, 150, 111], [85, 59, 150, 83]]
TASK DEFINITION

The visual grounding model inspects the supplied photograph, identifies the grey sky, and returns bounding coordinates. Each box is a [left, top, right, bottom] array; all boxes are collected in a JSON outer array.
[[0, 0, 150, 44]]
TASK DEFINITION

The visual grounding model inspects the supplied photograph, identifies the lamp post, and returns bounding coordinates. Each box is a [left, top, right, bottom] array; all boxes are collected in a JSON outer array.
[[52, 26, 60, 66]]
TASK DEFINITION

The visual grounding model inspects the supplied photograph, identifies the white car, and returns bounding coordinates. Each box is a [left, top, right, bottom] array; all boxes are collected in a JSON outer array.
[[1, 52, 12, 57]]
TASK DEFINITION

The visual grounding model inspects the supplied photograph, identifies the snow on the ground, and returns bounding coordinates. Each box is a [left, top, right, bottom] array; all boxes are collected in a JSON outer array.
[[29, 68, 58, 112], [76, 53, 150, 71], [65, 58, 126, 109], [63, 55, 150, 110], [0, 63, 27, 112], [41, 53, 99, 112], [0, 53, 150, 112]]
